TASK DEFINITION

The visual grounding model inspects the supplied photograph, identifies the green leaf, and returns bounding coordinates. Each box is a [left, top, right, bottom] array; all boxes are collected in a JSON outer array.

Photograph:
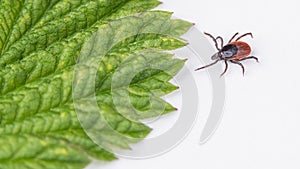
[[0, 0, 193, 168], [0, 134, 90, 169]]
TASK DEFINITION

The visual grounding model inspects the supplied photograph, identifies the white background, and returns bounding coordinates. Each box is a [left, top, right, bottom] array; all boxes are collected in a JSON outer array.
[[88, 0, 300, 168]]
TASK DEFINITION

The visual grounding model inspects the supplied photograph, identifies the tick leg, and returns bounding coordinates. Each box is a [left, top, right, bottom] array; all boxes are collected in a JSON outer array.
[[220, 60, 228, 76], [195, 59, 220, 71], [235, 32, 253, 41], [230, 60, 245, 76], [216, 36, 224, 48], [204, 32, 221, 51], [238, 56, 259, 62], [228, 32, 239, 43]]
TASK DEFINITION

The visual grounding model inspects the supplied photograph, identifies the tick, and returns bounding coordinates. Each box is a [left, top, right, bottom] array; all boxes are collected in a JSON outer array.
[[195, 32, 259, 76]]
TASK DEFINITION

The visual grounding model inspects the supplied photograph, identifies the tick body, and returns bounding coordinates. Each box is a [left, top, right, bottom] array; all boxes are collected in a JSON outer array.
[[195, 32, 258, 76]]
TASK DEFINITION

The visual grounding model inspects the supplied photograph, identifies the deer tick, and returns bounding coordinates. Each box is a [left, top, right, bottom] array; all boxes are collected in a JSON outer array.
[[195, 32, 259, 76]]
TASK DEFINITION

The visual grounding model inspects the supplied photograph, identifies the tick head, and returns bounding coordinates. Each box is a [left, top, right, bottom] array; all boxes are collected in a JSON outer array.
[[211, 52, 221, 60]]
